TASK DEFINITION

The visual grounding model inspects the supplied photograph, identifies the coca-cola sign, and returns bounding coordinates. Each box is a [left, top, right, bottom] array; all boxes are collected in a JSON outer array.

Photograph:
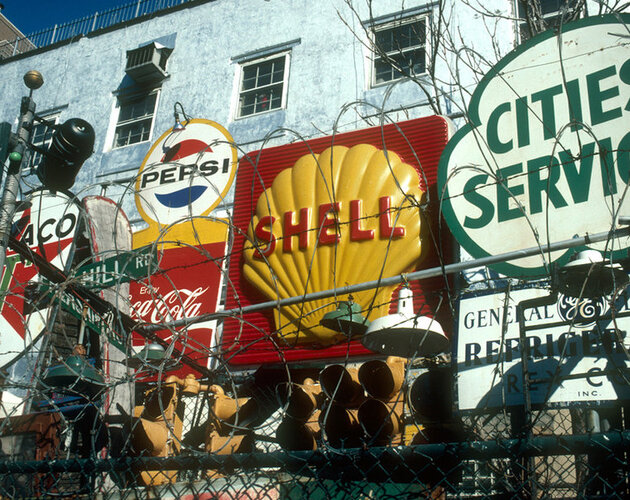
[[129, 242, 225, 376], [132, 286, 209, 325]]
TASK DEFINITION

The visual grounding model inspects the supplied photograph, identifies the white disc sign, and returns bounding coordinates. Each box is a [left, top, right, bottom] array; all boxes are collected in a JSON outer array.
[[135, 119, 237, 226]]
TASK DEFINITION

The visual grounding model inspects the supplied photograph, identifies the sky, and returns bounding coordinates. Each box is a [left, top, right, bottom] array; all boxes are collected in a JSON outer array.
[[3, 0, 128, 35]]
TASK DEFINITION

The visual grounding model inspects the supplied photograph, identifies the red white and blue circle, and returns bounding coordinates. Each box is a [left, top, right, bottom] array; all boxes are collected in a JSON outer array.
[[136, 119, 237, 226]]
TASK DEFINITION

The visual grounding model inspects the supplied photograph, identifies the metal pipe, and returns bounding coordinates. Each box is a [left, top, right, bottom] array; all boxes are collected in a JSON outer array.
[[515, 292, 558, 499], [138, 225, 630, 333], [0, 96, 34, 274], [0, 430, 627, 474]]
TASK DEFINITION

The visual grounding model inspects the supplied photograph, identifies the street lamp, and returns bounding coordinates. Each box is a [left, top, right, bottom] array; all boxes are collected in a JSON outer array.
[[0, 71, 95, 272], [173, 102, 190, 131]]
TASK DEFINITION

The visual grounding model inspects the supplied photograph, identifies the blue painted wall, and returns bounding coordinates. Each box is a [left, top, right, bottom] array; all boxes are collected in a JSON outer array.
[[0, 0, 514, 225]]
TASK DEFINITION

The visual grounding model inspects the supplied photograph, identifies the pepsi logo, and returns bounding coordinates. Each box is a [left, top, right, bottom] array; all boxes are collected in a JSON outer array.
[[136, 120, 237, 226]]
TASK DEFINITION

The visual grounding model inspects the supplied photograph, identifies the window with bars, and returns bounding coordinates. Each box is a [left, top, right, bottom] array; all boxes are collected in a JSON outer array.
[[238, 54, 288, 118], [113, 91, 158, 148], [517, 0, 584, 41], [30, 114, 59, 169], [372, 16, 427, 86]]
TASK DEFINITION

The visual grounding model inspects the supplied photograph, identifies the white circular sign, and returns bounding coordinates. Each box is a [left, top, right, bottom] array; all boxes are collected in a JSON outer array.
[[135, 119, 237, 226], [439, 15, 630, 277], [0, 189, 81, 369]]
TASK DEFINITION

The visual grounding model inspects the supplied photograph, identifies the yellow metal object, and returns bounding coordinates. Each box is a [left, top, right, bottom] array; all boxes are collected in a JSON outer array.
[[276, 410, 321, 451], [203, 385, 257, 478], [403, 423, 424, 446], [131, 377, 184, 486], [243, 144, 427, 346], [359, 356, 406, 400], [133, 218, 229, 250]]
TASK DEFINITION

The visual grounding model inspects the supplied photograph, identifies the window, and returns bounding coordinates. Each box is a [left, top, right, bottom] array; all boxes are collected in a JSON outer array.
[[29, 114, 59, 169], [113, 91, 158, 148], [238, 54, 288, 117], [372, 16, 427, 86], [517, 0, 584, 41]]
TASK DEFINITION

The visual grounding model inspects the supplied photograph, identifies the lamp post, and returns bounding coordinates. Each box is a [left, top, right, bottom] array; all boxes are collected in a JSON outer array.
[[0, 71, 42, 274], [0, 71, 95, 275]]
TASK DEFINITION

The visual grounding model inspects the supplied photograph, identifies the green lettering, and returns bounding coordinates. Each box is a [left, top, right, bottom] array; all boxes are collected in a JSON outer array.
[[559, 142, 595, 204], [527, 155, 567, 215], [565, 79, 583, 131], [617, 131, 630, 184], [587, 65, 622, 125], [463, 174, 494, 229], [497, 163, 526, 222], [598, 137, 617, 196], [531, 84, 563, 140], [619, 57, 630, 111], [487, 101, 513, 154], [516, 96, 530, 148], [0, 255, 21, 311]]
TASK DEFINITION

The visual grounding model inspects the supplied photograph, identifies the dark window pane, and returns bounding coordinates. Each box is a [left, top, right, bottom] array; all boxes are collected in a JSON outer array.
[[376, 20, 424, 53], [373, 19, 426, 84], [115, 116, 152, 147], [114, 92, 156, 147], [239, 56, 286, 117], [257, 62, 273, 87]]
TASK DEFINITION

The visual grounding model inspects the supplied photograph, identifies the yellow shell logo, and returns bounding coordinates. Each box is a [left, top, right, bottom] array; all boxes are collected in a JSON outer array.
[[243, 144, 428, 346]]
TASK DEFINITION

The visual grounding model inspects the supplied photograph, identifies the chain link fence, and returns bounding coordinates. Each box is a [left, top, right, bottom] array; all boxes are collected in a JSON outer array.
[[0, 348, 628, 499]]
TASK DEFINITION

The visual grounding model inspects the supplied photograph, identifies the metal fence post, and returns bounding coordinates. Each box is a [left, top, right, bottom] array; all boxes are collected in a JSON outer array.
[[515, 292, 557, 498]]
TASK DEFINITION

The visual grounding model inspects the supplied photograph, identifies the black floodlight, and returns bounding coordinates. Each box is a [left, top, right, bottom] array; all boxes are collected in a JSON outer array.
[[37, 117, 95, 190]]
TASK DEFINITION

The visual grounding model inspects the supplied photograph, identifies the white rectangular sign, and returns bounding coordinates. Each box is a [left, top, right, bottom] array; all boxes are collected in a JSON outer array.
[[456, 287, 630, 410]]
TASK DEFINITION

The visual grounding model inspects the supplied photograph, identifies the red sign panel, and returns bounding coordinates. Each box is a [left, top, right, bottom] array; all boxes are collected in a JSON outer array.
[[223, 117, 452, 367], [129, 241, 225, 377], [0, 189, 80, 369]]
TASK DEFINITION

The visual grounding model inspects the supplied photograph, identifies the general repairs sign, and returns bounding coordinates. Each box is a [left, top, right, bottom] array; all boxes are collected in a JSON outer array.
[[439, 15, 630, 277], [457, 287, 630, 410]]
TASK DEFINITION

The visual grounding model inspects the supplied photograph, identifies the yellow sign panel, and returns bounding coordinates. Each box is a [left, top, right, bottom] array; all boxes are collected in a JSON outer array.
[[133, 119, 236, 249], [243, 144, 427, 346]]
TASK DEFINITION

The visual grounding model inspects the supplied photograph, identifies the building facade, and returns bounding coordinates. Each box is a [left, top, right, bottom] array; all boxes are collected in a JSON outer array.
[[0, 1, 628, 498], [0, 0, 521, 224]]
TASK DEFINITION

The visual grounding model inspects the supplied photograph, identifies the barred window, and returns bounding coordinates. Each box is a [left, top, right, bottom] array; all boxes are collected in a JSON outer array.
[[238, 54, 288, 118], [30, 114, 59, 168], [517, 0, 583, 41], [113, 91, 158, 148], [372, 17, 427, 86]]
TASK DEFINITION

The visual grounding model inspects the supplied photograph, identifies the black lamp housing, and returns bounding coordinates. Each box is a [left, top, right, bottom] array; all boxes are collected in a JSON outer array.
[[36, 117, 95, 191]]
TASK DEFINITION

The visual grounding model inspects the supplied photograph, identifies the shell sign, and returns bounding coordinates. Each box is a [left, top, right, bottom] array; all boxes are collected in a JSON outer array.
[[224, 117, 452, 366], [243, 144, 427, 346]]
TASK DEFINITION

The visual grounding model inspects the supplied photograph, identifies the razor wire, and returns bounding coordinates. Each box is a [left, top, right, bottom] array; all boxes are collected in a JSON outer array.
[[0, 4, 630, 499]]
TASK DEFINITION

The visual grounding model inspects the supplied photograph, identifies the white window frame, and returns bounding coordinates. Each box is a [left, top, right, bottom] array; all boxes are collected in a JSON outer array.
[[110, 89, 160, 150], [29, 113, 60, 171], [370, 14, 428, 88], [235, 51, 290, 119]]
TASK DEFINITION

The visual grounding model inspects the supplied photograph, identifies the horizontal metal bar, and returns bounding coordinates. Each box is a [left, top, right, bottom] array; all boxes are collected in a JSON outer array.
[[0, 431, 627, 474], [138, 225, 630, 333]]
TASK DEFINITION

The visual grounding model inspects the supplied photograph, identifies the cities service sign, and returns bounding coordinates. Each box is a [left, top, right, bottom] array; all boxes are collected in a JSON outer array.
[[438, 15, 630, 277]]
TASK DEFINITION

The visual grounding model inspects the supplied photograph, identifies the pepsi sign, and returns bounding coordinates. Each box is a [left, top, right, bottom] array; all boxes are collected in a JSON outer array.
[[135, 119, 237, 226]]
